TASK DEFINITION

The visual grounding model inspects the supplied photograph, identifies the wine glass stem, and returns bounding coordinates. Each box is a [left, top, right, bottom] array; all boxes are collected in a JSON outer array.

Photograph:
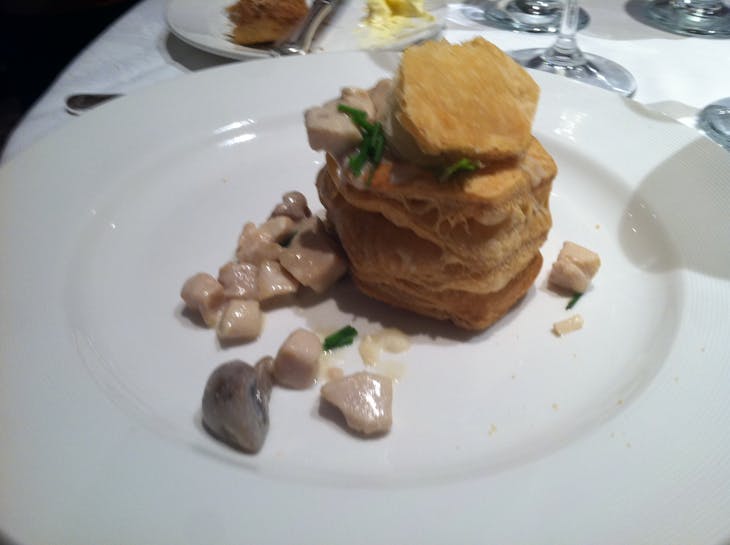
[[543, 0, 584, 65]]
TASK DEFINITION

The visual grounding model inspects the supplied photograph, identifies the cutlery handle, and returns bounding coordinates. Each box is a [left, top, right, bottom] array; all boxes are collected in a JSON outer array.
[[65, 93, 121, 115], [274, 0, 338, 55]]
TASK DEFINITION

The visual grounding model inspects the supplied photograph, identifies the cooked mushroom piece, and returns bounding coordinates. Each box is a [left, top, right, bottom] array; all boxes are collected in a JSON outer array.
[[279, 216, 348, 293], [257, 260, 299, 301], [218, 262, 259, 299], [235, 222, 283, 265], [216, 299, 263, 342], [320, 372, 393, 435], [272, 328, 322, 389], [269, 191, 312, 222], [255, 355, 274, 383], [180, 272, 225, 327], [201, 358, 273, 453]]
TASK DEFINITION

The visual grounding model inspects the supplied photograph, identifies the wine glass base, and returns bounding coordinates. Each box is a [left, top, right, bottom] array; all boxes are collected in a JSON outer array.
[[697, 99, 730, 149], [641, 1, 730, 38], [461, 1, 589, 33], [510, 47, 637, 97]]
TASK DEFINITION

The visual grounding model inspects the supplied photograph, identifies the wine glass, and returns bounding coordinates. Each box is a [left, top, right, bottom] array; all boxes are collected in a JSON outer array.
[[635, 0, 730, 38], [697, 98, 730, 149], [461, 0, 589, 33], [509, 0, 637, 96]]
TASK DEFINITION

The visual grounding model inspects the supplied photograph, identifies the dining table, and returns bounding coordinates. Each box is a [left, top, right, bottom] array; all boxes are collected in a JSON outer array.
[[1, 0, 729, 163], [2, 2, 730, 545]]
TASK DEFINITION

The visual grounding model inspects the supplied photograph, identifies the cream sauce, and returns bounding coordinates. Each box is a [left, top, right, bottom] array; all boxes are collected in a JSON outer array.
[[372, 359, 406, 381], [358, 328, 411, 366], [317, 351, 345, 381]]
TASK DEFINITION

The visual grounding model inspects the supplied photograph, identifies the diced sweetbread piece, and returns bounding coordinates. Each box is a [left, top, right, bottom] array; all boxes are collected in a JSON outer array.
[[236, 222, 283, 265], [549, 241, 601, 293], [304, 100, 363, 156], [320, 372, 393, 435], [272, 328, 322, 388], [304, 87, 375, 156], [216, 299, 263, 342], [368, 78, 395, 122], [180, 272, 225, 327], [340, 87, 376, 119], [218, 262, 259, 299], [279, 217, 347, 293], [257, 260, 299, 301], [257, 216, 298, 244]]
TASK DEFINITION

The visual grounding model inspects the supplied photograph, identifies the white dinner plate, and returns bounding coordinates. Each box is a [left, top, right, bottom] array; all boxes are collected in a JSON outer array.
[[166, 0, 446, 60], [2, 50, 730, 545]]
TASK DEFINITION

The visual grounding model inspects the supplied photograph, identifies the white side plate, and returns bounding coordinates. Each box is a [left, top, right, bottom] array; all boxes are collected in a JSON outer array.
[[166, 0, 446, 59]]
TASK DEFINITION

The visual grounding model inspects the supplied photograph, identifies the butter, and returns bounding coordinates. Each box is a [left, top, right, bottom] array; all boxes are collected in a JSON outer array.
[[379, 0, 426, 17], [365, 0, 434, 42]]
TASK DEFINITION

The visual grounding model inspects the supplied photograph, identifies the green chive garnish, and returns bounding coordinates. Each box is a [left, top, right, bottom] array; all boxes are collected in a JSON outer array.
[[439, 158, 480, 182], [372, 130, 385, 164], [337, 104, 374, 133], [566, 292, 583, 310], [338, 104, 386, 178], [348, 147, 369, 176], [323, 325, 358, 351]]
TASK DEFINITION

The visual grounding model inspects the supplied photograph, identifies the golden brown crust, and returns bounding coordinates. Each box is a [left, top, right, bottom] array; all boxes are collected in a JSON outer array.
[[317, 165, 552, 294], [353, 254, 543, 331], [324, 137, 555, 272], [311, 38, 554, 330], [395, 38, 539, 161], [316, 140, 555, 329], [226, 0, 308, 45]]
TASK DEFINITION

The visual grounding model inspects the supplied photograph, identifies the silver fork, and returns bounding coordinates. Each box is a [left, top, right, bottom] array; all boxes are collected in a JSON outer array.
[[272, 0, 340, 55]]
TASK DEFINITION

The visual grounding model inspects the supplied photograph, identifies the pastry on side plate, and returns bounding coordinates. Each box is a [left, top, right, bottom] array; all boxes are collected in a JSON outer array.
[[226, 0, 308, 45]]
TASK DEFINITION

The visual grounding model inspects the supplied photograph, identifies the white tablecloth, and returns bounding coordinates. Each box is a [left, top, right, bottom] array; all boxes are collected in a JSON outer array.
[[2, 0, 729, 163]]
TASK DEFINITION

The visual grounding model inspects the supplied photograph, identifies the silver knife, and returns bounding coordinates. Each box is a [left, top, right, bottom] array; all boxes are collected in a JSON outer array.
[[273, 0, 340, 56]]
